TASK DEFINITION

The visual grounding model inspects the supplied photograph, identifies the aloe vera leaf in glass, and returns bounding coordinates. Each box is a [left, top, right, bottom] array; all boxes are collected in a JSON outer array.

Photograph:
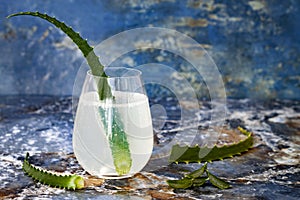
[[7, 11, 133, 176]]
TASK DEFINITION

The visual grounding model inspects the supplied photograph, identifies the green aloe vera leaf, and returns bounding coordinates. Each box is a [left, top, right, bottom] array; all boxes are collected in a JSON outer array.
[[206, 170, 231, 189], [98, 106, 132, 175], [23, 153, 84, 190], [192, 177, 208, 187], [8, 11, 132, 175], [7, 11, 112, 100], [169, 127, 253, 163], [186, 162, 207, 179], [167, 177, 194, 189]]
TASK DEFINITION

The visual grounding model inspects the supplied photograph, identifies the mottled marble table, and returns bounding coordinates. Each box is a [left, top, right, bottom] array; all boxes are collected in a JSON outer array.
[[0, 96, 299, 199]]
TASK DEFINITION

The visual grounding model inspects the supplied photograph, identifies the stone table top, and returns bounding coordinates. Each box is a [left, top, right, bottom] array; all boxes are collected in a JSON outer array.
[[0, 95, 299, 199]]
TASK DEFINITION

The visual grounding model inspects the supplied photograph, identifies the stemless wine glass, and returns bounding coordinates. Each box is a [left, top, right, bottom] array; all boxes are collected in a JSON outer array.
[[73, 67, 153, 179]]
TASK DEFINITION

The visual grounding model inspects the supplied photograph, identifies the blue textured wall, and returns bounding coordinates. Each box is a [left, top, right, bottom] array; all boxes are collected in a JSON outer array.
[[0, 0, 299, 99]]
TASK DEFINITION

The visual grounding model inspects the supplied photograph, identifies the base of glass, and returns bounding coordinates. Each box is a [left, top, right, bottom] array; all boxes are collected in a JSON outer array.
[[97, 173, 135, 179]]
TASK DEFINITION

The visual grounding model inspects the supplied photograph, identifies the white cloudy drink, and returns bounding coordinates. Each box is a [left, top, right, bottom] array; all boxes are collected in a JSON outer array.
[[73, 91, 153, 178]]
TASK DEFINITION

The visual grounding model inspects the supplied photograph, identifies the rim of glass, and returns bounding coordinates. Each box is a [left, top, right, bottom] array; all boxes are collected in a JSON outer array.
[[87, 67, 142, 79]]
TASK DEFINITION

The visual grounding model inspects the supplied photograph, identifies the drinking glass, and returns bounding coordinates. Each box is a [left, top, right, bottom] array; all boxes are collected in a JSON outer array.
[[73, 67, 153, 179]]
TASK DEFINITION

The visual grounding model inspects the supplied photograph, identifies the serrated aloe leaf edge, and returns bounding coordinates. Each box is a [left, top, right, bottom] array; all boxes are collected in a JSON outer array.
[[169, 127, 253, 163], [23, 153, 84, 190]]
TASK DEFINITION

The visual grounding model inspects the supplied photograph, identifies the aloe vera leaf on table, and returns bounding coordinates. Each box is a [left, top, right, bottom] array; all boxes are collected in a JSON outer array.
[[206, 170, 231, 189], [192, 177, 208, 187], [169, 127, 253, 163], [186, 162, 207, 179], [23, 153, 85, 190], [167, 177, 194, 189]]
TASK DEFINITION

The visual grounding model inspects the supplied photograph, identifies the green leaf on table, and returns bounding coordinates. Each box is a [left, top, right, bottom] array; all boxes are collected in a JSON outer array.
[[23, 153, 84, 190], [192, 177, 208, 187], [167, 177, 194, 189], [186, 162, 207, 179], [206, 170, 231, 190], [169, 127, 253, 163]]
